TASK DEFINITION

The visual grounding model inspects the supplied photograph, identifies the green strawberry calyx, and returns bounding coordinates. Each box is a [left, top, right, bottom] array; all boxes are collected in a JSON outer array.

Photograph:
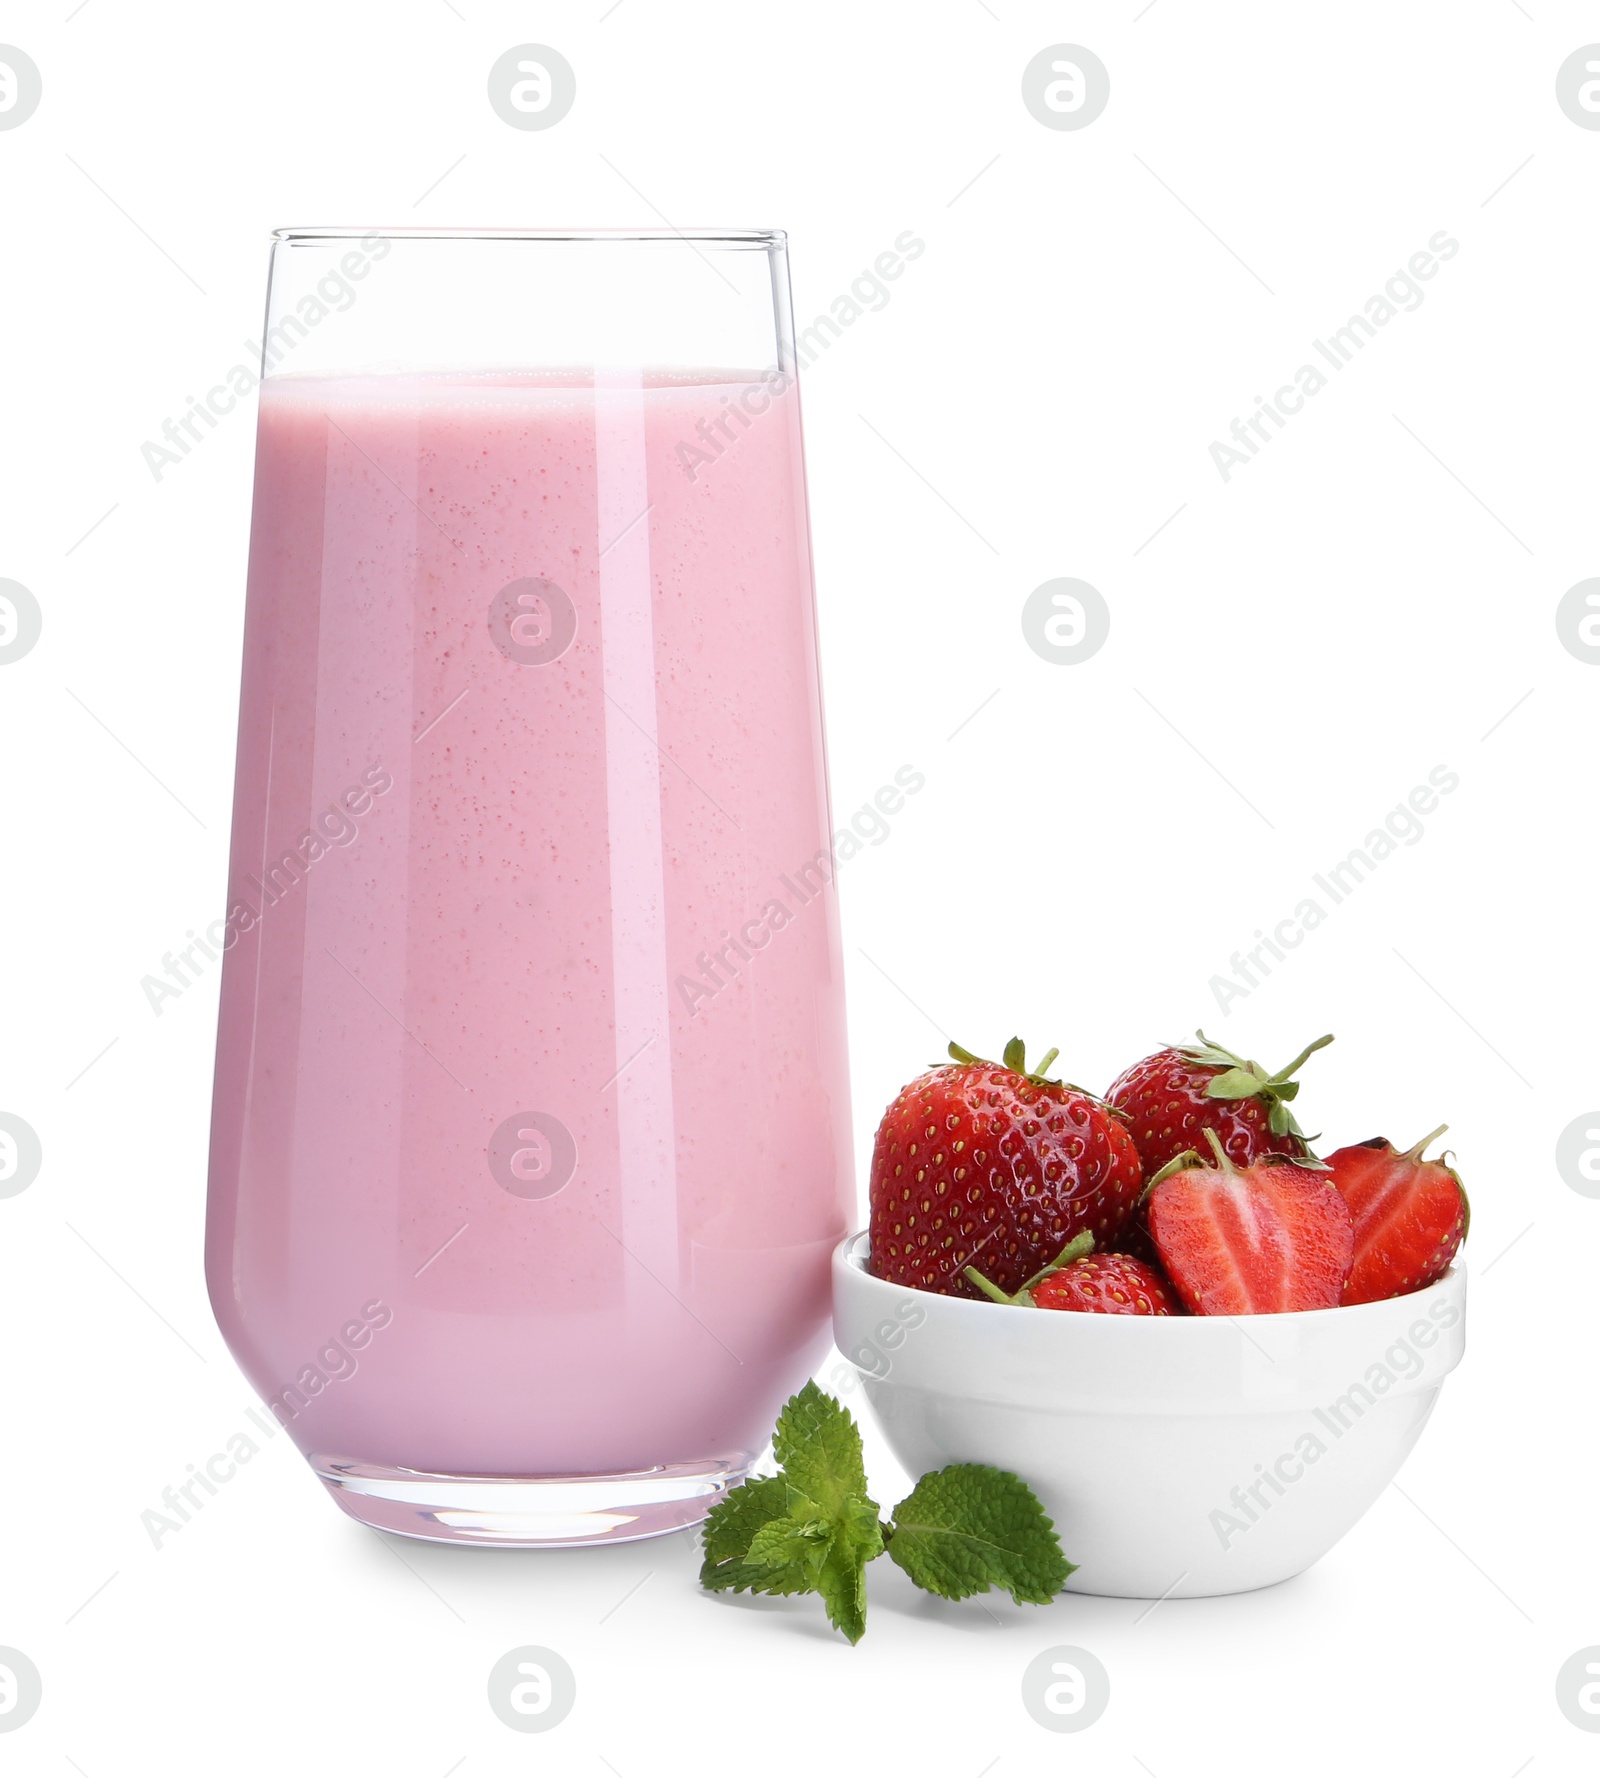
[[948, 1037, 1063, 1083], [1175, 1029, 1334, 1145], [964, 1231, 1095, 1306], [947, 1038, 1123, 1115]]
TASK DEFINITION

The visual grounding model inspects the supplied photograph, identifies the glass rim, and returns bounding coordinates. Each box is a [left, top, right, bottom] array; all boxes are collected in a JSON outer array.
[[272, 226, 786, 247]]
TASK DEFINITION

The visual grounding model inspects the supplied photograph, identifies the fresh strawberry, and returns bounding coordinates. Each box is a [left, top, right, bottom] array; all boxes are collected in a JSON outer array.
[[1327, 1126, 1468, 1305], [965, 1232, 1179, 1315], [1031, 1251, 1179, 1316], [1146, 1129, 1354, 1315], [869, 1039, 1143, 1297], [1107, 1029, 1333, 1175]]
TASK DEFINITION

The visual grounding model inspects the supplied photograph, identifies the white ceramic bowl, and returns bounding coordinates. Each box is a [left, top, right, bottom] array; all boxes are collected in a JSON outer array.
[[833, 1231, 1466, 1598]]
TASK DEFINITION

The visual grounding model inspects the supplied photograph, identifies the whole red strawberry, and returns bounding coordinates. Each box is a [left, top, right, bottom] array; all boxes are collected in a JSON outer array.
[[869, 1039, 1143, 1297], [1146, 1129, 1354, 1315], [1107, 1029, 1333, 1176], [1326, 1125, 1468, 1305], [1032, 1252, 1178, 1316], [965, 1231, 1179, 1314]]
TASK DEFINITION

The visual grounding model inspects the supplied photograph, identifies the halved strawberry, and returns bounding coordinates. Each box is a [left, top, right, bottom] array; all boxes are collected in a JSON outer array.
[[1326, 1126, 1468, 1305], [1146, 1130, 1353, 1315]]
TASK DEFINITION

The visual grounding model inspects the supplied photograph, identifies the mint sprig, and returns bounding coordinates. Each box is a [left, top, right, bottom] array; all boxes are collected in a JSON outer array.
[[699, 1382, 1075, 1642]]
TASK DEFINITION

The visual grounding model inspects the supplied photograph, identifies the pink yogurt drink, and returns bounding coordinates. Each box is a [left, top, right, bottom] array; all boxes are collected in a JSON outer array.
[[206, 367, 853, 1544]]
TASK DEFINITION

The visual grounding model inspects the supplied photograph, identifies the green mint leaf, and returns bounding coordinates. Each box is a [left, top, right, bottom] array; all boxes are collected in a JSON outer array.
[[746, 1513, 830, 1575], [812, 1497, 884, 1645], [700, 1474, 789, 1568], [886, 1463, 1075, 1605], [700, 1476, 821, 1595], [698, 1553, 816, 1597], [772, 1381, 873, 1519]]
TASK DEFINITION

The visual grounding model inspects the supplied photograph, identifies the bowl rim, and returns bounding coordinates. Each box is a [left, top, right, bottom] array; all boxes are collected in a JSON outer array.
[[834, 1228, 1465, 1329]]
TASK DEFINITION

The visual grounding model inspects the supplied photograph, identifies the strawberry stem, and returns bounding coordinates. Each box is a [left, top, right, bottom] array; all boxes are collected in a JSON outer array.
[[1016, 1231, 1094, 1294], [964, 1266, 1019, 1304], [1201, 1126, 1236, 1174], [1404, 1123, 1449, 1164], [964, 1231, 1095, 1306], [1264, 1032, 1335, 1086]]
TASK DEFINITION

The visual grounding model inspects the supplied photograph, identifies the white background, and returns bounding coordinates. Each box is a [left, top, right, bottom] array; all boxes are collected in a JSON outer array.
[[1, 4, 1594, 1772]]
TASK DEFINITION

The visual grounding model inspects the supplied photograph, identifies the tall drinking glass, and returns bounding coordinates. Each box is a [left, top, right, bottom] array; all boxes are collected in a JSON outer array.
[[206, 229, 853, 1545]]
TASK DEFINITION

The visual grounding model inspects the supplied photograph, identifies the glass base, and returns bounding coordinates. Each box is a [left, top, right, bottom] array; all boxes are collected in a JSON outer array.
[[311, 1454, 747, 1547]]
